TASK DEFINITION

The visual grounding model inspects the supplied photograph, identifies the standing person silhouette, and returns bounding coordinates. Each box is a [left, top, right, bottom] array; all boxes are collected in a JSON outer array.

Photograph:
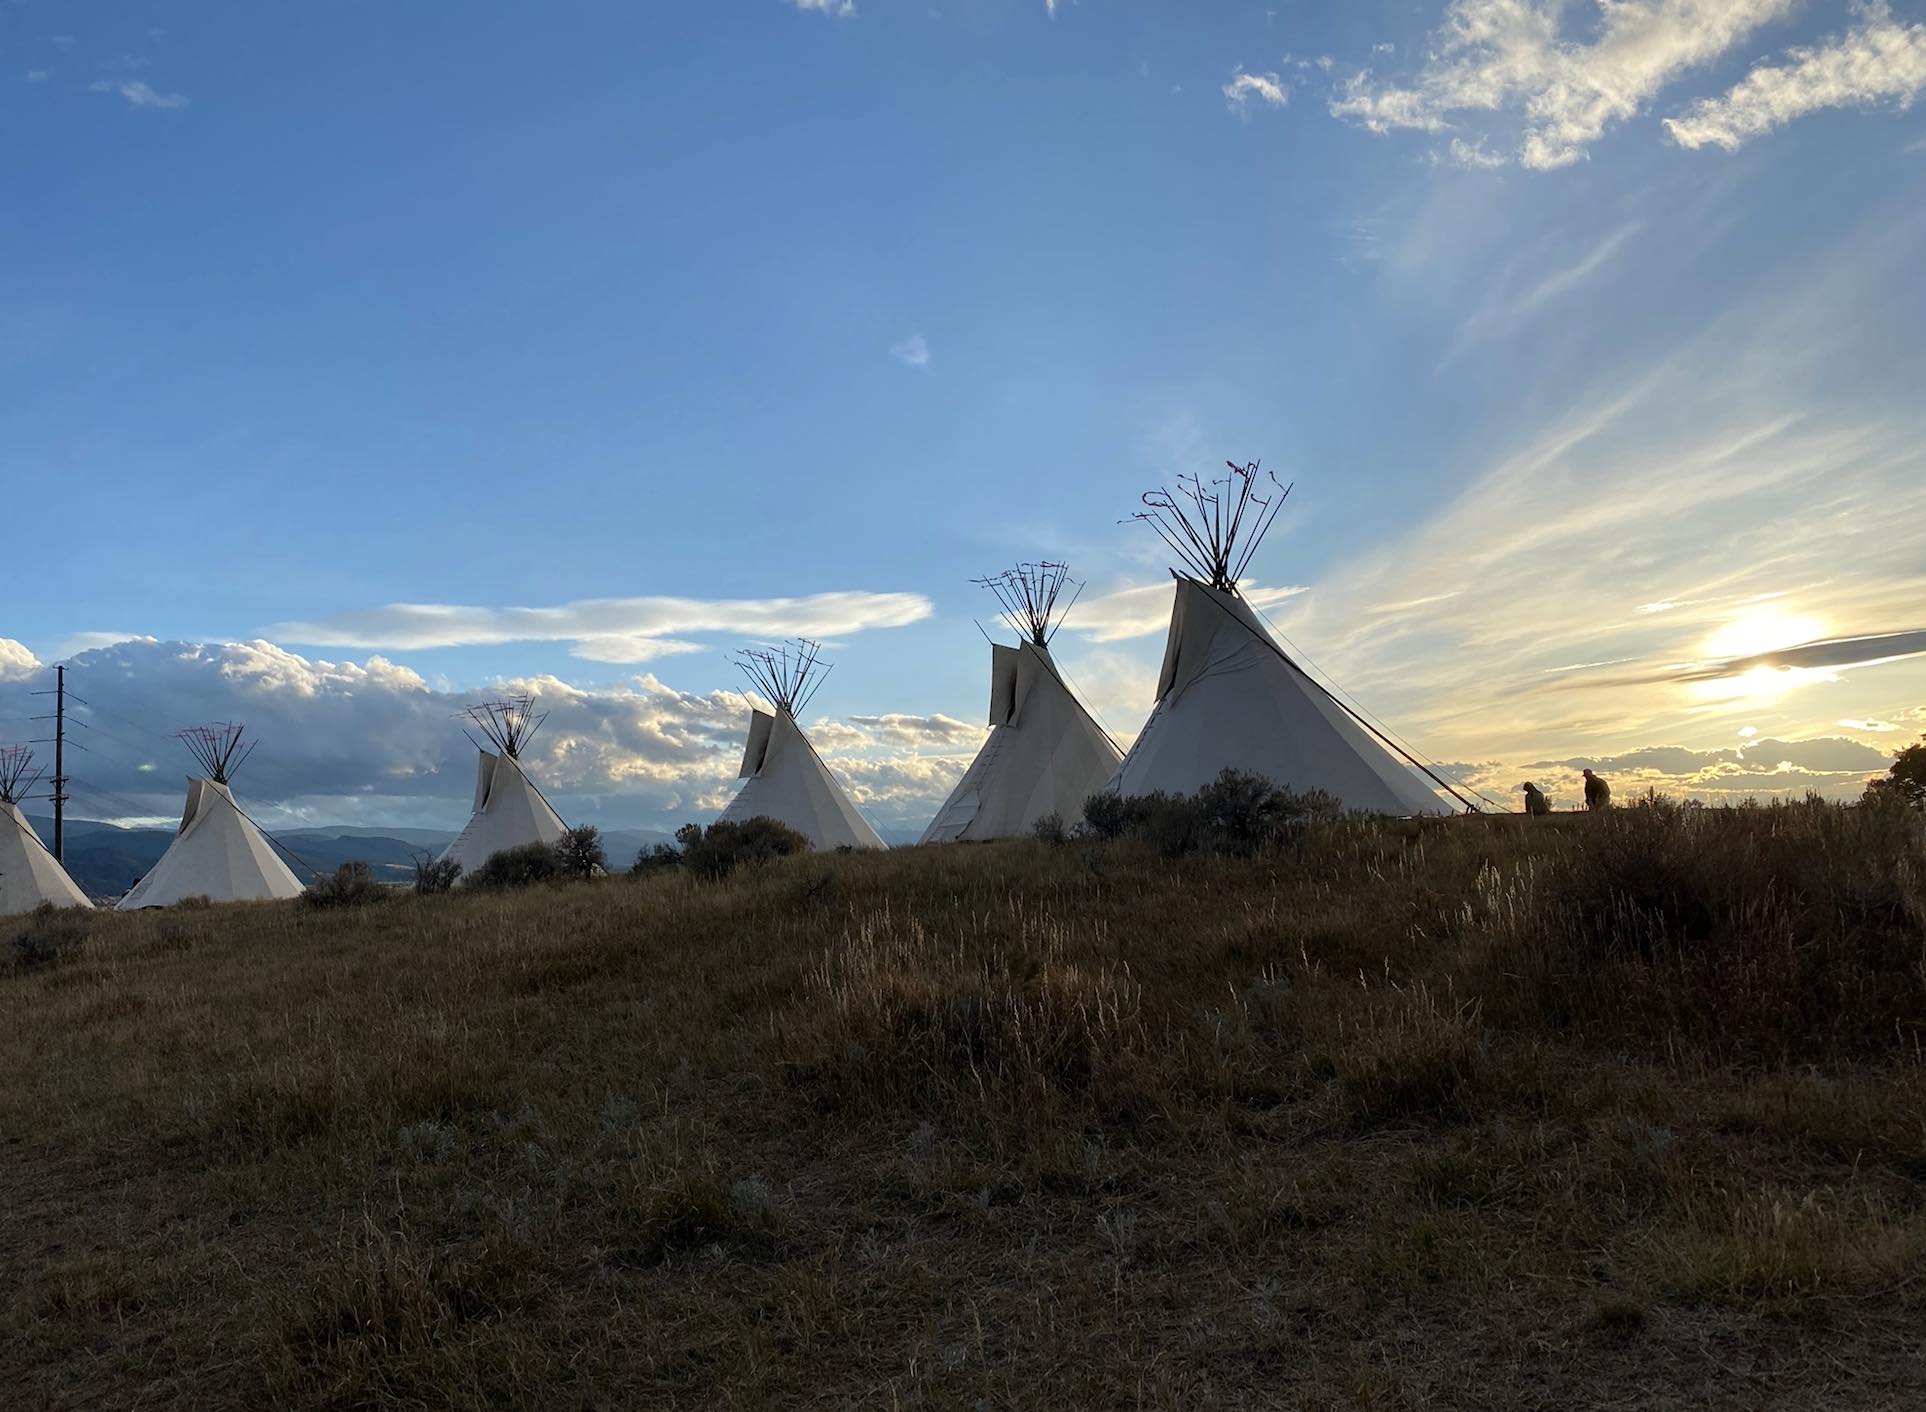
[[1521, 782, 1551, 816], [1582, 768, 1612, 812]]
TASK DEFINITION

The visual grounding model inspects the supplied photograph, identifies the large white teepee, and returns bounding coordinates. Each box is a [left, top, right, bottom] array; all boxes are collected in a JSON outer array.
[[0, 747, 92, 915], [438, 697, 570, 879], [717, 640, 885, 850], [1105, 463, 1453, 817], [118, 725, 306, 909], [921, 564, 1122, 844]]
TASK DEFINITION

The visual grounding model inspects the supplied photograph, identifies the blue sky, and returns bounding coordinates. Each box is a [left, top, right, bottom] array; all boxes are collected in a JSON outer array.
[[4, 0, 1925, 836]]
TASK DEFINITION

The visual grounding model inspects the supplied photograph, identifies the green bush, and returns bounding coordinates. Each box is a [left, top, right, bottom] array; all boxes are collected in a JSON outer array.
[[302, 861, 390, 910], [467, 842, 562, 889]]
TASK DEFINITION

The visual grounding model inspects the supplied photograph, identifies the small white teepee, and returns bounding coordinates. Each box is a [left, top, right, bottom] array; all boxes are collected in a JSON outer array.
[[1105, 462, 1453, 817], [438, 697, 571, 880], [921, 564, 1122, 844], [0, 747, 93, 915], [117, 725, 306, 909], [717, 640, 885, 850]]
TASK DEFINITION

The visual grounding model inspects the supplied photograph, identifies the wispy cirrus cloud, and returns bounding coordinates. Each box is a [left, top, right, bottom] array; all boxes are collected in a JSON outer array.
[[1446, 219, 1645, 358], [271, 590, 933, 663], [790, 0, 856, 18], [1069, 580, 1308, 644], [1666, 2, 1926, 152], [1267, 236, 1926, 798]]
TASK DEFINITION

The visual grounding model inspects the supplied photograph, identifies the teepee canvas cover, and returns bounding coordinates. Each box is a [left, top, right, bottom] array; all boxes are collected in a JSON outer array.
[[0, 747, 92, 914], [921, 633, 1121, 844], [719, 707, 886, 849], [1106, 578, 1448, 815], [117, 776, 305, 909], [1, 798, 93, 914], [717, 639, 885, 849], [437, 697, 570, 880], [438, 748, 569, 876]]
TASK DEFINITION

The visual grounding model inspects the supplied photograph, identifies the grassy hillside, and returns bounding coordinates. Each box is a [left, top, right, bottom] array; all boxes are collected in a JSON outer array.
[[4, 800, 1923, 1408]]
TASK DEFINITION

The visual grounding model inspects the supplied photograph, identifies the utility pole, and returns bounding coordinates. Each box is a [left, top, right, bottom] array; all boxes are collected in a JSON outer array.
[[31, 665, 77, 863], [53, 666, 66, 862]]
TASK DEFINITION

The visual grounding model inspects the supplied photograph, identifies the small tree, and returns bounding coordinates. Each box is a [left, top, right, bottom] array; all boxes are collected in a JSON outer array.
[[554, 824, 607, 881], [1863, 735, 1926, 811]]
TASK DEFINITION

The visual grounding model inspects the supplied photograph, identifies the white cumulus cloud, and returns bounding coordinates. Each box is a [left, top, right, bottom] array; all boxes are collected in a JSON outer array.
[[1224, 70, 1289, 114], [1665, 2, 1926, 152], [89, 77, 188, 109], [891, 333, 931, 369], [1331, 0, 1795, 169], [0, 638, 41, 683]]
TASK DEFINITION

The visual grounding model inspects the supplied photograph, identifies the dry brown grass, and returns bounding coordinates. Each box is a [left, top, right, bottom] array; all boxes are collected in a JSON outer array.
[[3, 800, 1924, 1408]]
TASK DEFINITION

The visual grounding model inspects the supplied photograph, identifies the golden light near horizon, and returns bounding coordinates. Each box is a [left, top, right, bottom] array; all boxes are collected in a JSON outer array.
[[1691, 608, 1830, 704]]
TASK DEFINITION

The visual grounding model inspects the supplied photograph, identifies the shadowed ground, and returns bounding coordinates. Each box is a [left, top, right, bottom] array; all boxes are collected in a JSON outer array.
[[3, 801, 1923, 1408]]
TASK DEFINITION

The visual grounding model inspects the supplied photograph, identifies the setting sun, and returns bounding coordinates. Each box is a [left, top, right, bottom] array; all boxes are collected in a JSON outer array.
[[1702, 609, 1826, 662]]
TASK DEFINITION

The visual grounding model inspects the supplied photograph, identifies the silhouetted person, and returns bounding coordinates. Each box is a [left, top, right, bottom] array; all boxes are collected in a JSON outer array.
[[1521, 781, 1551, 816], [1582, 768, 1612, 811]]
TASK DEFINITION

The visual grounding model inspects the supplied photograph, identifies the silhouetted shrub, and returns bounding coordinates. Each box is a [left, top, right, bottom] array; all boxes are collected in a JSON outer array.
[[553, 825, 607, 881], [411, 851, 463, 895], [1862, 734, 1926, 811], [1031, 812, 1069, 847], [468, 842, 561, 889], [303, 861, 390, 910], [676, 817, 810, 881]]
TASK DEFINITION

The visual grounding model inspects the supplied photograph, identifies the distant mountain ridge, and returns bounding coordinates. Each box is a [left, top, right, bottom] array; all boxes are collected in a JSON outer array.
[[23, 816, 678, 899]]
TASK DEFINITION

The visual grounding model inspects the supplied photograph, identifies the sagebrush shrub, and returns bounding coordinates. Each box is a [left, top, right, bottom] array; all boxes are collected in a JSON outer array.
[[467, 842, 561, 889], [675, 817, 810, 880], [411, 852, 463, 895], [1082, 769, 1341, 856], [302, 861, 390, 910]]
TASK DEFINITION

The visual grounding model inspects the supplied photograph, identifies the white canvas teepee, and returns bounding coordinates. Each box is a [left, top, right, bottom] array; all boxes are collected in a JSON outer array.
[[0, 747, 92, 915], [717, 640, 885, 850], [1105, 463, 1453, 817], [438, 697, 571, 879], [921, 564, 1122, 844], [117, 725, 306, 909]]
